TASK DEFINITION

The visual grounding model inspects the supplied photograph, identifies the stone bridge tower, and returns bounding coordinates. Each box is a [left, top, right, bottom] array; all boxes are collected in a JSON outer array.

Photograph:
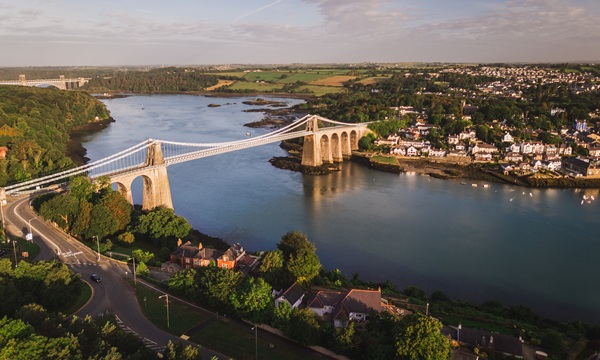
[[110, 141, 174, 211]]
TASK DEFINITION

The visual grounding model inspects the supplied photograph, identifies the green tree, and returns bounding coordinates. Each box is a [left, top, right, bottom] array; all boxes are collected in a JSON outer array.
[[71, 198, 92, 237], [101, 191, 132, 231], [136, 261, 150, 276], [163, 340, 202, 360], [286, 308, 321, 346], [132, 249, 154, 264], [168, 269, 198, 297], [39, 194, 79, 231], [196, 265, 242, 310], [272, 301, 292, 333], [258, 250, 285, 287], [136, 207, 192, 246], [69, 176, 95, 201], [394, 314, 450, 360], [230, 277, 273, 321], [85, 204, 118, 239], [286, 248, 321, 286], [117, 231, 136, 245]]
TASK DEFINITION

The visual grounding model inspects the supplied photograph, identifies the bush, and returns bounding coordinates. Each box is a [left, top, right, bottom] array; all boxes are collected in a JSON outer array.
[[117, 232, 135, 245], [157, 247, 171, 262]]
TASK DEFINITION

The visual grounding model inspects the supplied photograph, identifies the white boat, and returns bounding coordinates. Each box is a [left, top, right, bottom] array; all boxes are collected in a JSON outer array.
[[471, 184, 477, 187]]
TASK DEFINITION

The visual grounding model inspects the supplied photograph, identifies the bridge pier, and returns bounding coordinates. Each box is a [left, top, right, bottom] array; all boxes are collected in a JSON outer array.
[[110, 142, 174, 211], [301, 116, 369, 167]]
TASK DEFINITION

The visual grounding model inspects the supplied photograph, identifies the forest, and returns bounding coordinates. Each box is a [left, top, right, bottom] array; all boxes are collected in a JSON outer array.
[[0, 85, 110, 186], [82, 67, 222, 93]]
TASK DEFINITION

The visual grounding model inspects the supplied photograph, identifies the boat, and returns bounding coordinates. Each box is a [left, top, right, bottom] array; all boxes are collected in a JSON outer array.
[[460, 182, 467, 185], [246, 132, 251, 136], [471, 184, 477, 187], [483, 184, 489, 188]]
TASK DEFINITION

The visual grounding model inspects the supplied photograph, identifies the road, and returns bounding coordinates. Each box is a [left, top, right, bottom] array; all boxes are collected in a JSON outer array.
[[2, 194, 227, 359]]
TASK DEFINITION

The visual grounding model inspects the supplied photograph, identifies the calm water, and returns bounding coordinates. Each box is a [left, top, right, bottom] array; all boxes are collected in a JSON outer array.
[[83, 94, 600, 323]]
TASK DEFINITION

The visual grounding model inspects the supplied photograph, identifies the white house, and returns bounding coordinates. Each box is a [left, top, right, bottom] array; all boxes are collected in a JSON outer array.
[[274, 282, 305, 309]]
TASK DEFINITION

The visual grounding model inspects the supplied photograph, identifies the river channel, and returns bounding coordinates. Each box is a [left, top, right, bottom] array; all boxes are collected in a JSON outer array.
[[81, 94, 600, 323]]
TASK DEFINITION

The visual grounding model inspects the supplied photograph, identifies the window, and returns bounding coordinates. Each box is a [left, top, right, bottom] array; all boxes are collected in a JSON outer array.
[[222, 264, 229, 269]]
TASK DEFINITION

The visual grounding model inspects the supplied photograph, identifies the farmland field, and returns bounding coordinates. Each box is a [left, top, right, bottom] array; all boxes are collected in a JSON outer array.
[[309, 75, 356, 86]]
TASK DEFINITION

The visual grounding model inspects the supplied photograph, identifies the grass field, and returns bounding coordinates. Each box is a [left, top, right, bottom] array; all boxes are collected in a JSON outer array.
[[227, 81, 282, 92], [358, 76, 390, 85], [309, 75, 356, 86], [204, 80, 234, 91], [371, 155, 399, 165], [297, 85, 346, 96], [134, 284, 213, 336]]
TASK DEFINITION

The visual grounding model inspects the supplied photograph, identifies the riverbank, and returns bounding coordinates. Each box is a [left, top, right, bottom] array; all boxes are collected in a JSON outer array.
[[67, 117, 115, 165]]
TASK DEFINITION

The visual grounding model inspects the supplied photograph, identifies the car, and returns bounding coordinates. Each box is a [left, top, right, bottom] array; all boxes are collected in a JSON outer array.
[[0, 250, 6, 256], [90, 274, 102, 283]]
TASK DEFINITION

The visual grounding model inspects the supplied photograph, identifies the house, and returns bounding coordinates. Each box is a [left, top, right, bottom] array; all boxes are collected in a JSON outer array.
[[508, 143, 521, 153], [562, 157, 600, 177], [531, 142, 545, 154], [589, 147, 600, 158], [442, 326, 524, 359], [448, 135, 460, 145], [217, 243, 245, 269], [390, 146, 406, 156], [558, 144, 572, 156], [470, 142, 498, 154], [428, 148, 446, 158], [520, 142, 533, 154], [406, 146, 418, 157], [307, 288, 382, 328], [274, 282, 305, 309], [474, 153, 493, 162], [574, 119, 587, 132], [170, 241, 246, 270], [459, 130, 476, 140], [542, 160, 562, 171], [502, 132, 514, 143], [505, 152, 523, 162]]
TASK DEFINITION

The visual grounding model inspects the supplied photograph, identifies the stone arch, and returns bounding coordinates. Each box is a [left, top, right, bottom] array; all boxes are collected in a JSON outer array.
[[331, 133, 343, 162], [320, 134, 333, 163], [113, 181, 133, 205], [350, 130, 359, 150], [341, 131, 351, 157]]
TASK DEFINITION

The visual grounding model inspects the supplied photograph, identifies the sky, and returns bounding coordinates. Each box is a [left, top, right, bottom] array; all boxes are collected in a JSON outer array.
[[0, 0, 599, 66]]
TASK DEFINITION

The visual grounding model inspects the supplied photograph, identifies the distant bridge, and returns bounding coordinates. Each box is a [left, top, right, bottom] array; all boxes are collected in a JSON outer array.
[[0, 75, 90, 90], [0, 115, 370, 210]]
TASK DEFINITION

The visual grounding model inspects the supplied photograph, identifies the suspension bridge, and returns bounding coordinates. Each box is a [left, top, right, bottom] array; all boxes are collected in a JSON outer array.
[[0, 115, 370, 210]]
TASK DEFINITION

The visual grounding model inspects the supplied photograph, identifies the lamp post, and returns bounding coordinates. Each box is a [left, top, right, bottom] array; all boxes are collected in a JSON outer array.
[[159, 294, 169, 328], [92, 236, 100, 261], [251, 324, 258, 360], [132, 255, 137, 285], [457, 322, 462, 342], [12, 238, 18, 267], [426, 302, 429, 316]]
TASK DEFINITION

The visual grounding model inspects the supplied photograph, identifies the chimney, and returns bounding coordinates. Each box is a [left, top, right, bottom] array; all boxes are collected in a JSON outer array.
[[177, 238, 182, 247], [198, 242, 203, 250]]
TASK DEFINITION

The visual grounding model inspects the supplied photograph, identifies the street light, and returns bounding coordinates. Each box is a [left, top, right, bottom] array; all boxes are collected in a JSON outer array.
[[132, 255, 137, 285], [92, 236, 100, 261], [457, 322, 462, 342], [12, 238, 18, 267], [251, 324, 258, 360], [159, 294, 169, 328], [426, 302, 429, 316]]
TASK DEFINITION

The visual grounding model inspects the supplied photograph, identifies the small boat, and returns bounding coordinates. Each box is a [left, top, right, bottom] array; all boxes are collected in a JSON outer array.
[[471, 184, 477, 187], [460, 182, 467, 185], [246, 132, 251, 136], [483, 184, 489, 188]]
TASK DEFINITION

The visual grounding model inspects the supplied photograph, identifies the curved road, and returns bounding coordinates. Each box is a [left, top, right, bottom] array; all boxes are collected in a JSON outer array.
[[3, 194, 226, 359]]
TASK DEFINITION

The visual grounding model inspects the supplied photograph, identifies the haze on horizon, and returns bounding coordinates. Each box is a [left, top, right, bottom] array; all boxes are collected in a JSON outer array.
[[1, 0, 599, 67]]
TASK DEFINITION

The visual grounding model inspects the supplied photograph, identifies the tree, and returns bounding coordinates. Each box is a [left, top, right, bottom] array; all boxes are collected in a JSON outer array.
[[257, 250, 285, 287], [277, 231, 315, 259], [272, 300, 292, 333], [69, 176, 95, 201], [100, 191, 132, 231], [394, 314, 450, 360], [286, 308, 321, 346], [136, 261, 149, 276], [85, 204, 118, 239], [136, 207, 192, 246], [286, 248, 321, 286], [163, 340, 202, 360], [196, 266, 242, 310], [117, 232, 135, 245], [168, 269, 198, 297], [71, 199, 92, 237], [230, 277, 273, 321], [132, 249, 154, 264], [39, 194, 79, 231]]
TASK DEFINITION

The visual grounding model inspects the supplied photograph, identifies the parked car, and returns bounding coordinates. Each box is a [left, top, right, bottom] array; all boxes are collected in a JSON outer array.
[[90, 274, 102, 283]]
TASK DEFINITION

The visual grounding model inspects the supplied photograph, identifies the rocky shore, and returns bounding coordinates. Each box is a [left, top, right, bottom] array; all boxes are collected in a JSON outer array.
[[66, 117, 115, 165]]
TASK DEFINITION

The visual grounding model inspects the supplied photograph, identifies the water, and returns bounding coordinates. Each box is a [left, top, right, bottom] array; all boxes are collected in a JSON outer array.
[[82, 94, 600, 323]]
